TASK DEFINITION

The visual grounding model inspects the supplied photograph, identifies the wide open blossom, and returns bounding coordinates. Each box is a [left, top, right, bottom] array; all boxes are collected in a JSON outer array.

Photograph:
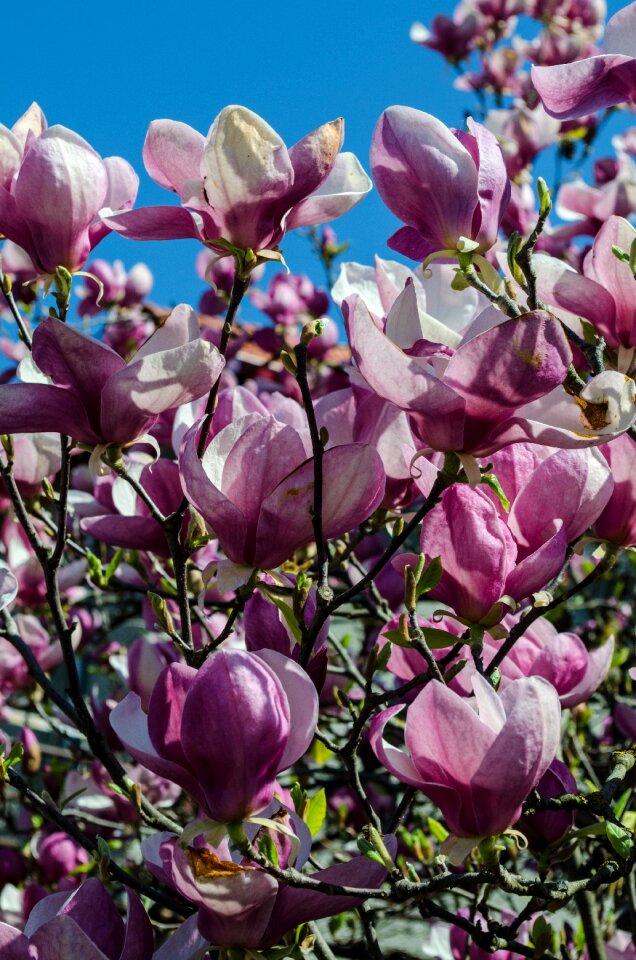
[[179, 410, 385, 570], [102, 105, 371, 256], [0, 305, 224, 449], [370, 106, 510, 261], [344, 288, 636, 454], [146, 828, 396, 952], [0, 878, 153, 960], [533, 216, 636, 359], [110, 649, 318, 823], [370, 675, 560, 838], [532, 2, 636, 119], [0, 118, 137, 275]]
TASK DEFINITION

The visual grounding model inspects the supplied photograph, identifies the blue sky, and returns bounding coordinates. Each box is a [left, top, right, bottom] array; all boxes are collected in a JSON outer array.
[[2, 0, 630, 321]]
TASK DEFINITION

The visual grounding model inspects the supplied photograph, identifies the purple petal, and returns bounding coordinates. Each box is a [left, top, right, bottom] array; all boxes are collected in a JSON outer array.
[[13, 126, 108, 273], [180, 650, 290, 821], [102, 205, 205, 241], [254, 649, 318, 769], [532, 56, 636, 120], [0, 383, 101, 443], [143, 120, 205, 194]]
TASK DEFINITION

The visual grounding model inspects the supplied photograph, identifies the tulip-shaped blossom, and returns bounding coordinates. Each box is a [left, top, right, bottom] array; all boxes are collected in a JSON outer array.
[[0, 123, 138, 275], [102, 105, 371, 256], [77, 259, 153, 317], [345, 289, 636, 454], [398, 445, 612, 622], [179, 412, 385, 570], [146, 829, 396, 952], [0, 103, 47, 189], [370, 675, 561, 838], [0, 877, 153, 959], [594, 433, 636, 545], [0, 305, 224, 449], [532, 2, 636, 119], [110, 649, 318, 823], [370, 107, 510, 261], [520, 759, 578, 848]]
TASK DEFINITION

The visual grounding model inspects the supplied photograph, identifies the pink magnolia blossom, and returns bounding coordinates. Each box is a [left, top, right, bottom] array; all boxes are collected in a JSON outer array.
[[146, 828, 396, 952], [79, 459, 185, 557], [370, 674, 560, 838], [401, 445, 612, 622], [102, 105, 371, 256], [179, 410, 385, 570], [110, 649, 318, 823], [594, 432, 636, 544], [344, 290, 636, 454], [532, 2, 636, 119], [0, 121, 138, 275], [370, 107, 510, 261], [0, 878, 153, 960], [520, 759, 578, 847], [0, 305, 224, 448], [77, 259, 153, 317]]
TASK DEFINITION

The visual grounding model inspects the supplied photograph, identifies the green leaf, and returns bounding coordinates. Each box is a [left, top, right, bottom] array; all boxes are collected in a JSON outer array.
[[257, 833, 279, 866], [606, 820, 634, 858], [60, 787, 87, 810], [480, 473, 510, 511], [416, 556, 443, 596], [383, 626, 457, 650], [383, 628, 412, 649], [262, 590, 302, 643], [103, 548, 124, 586], [290, 782, 307, 816], [375, 642, 392, 673], [85, 548, 104, 586], [530, 916, 555, 958], [614, 787, 631, 821], [427, 817, 449, 843], [305, 788, 327, 837]]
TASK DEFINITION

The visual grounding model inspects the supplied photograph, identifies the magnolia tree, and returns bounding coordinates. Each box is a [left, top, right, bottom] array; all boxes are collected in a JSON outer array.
[[1, 2, 636, 959]]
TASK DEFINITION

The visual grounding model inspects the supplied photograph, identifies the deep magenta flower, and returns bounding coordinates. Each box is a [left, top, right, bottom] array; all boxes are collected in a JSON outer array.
[[370, 675, 560, 838], [370, 106, 510, 261], [0, 123, 137, 274], [532, 2, 636, 119], [0, 305, 224, 448], [110, 649, 318, 823], [179, 411, 385, 570], [146, 830, 396, 952], [404, 445, 613, 622], [102, 105, 371, 256], [0, 878, 153, 960]]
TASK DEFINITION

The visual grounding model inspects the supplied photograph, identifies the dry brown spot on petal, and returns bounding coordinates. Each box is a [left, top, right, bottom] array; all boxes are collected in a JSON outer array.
[[575, 395, 610, 430], [187, 848, 250, 880]]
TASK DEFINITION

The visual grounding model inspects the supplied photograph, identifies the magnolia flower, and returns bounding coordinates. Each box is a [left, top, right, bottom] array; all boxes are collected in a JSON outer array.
[[103, 105, 371, 257], [146, 828, 396, 951], [0, 305, 224, 450], [111, 649, 318, 823], [370, 106, 510, 260], [371, 675, 560, 838], [532, 2, 636, 119], [0, 120, 137, 274], [344, 290, 636, 454], [0, 878, 153, 960], [179, 410, 385, 570]]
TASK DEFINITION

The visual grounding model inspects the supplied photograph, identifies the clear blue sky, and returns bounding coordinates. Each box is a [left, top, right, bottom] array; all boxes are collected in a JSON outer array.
[[1, 0, 628, 318]]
